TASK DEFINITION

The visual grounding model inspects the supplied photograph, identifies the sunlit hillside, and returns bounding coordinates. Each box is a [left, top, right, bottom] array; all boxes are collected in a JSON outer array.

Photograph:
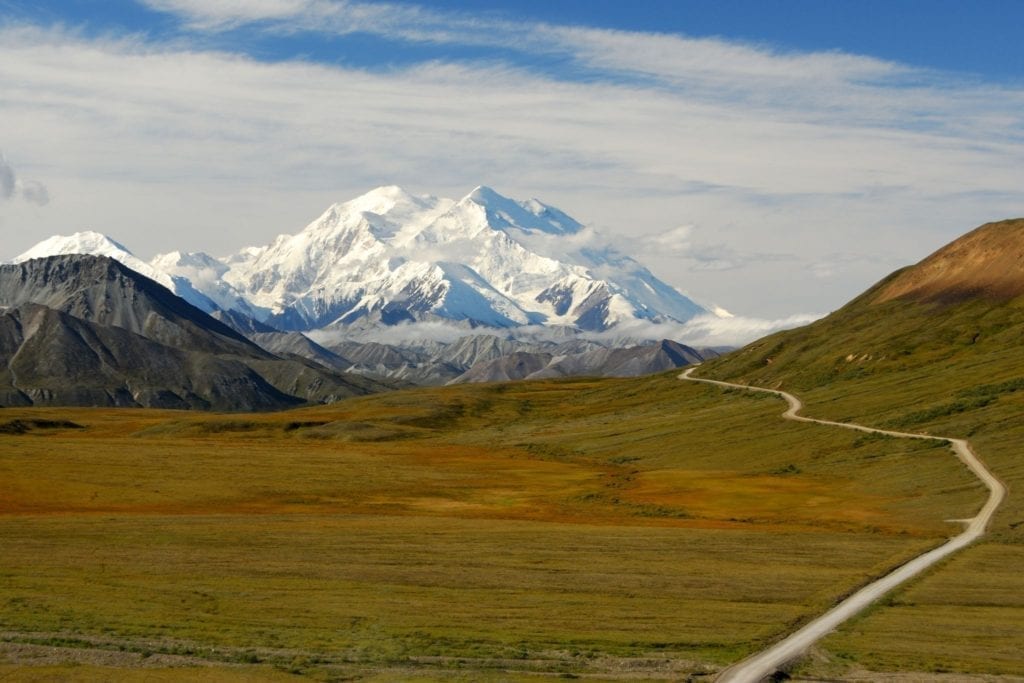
[[700, 219, 1024, 677]]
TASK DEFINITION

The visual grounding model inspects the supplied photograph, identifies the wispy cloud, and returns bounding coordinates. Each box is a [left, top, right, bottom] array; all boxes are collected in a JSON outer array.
[[633, 224, 795, 272], [0, 153, 49, 206], [141, 0, 507, 42], [140, 0, 1024, 143], [144, 0, 330, 29]]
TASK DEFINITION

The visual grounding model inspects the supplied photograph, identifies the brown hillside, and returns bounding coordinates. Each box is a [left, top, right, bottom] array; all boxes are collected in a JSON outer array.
[[874, 218, 1024, 304]]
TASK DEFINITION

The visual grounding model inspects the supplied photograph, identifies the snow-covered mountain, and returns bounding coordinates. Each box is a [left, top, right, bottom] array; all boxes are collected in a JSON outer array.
[[11, 186, 710, 334], [150, 250, 265, 320], [220, 185, 708, 331], [13, 232, 220, 313]]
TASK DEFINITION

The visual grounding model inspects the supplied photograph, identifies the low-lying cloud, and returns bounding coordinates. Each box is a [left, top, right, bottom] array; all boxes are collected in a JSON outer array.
[[573, 313, 823, 348], [306, 311, 822, 350]]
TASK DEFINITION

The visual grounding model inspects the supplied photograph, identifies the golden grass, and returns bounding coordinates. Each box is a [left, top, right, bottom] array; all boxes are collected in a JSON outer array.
[[0, 373, 988, 678], [807, 543, 1024, 677]]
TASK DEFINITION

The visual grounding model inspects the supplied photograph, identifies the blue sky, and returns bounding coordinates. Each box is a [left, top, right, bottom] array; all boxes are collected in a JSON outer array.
[[1, 0, 1022, 324], [6, 0, 1023, 78]]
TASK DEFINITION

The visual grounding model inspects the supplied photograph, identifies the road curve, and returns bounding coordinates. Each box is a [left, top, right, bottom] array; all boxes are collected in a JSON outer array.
[[679, 367, 1005, 683]]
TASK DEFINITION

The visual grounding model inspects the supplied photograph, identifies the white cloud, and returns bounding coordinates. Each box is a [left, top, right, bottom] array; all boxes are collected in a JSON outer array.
[[1, 10, 1023, 318], [649, 225, 694, 252], [143, 0, 325, 28], [140, 0, 506, 42], [669, 313, 824, 348], [633, 224, 794, 272], [574, 313, 823, 349], [305, 312, 821, 350], [0, 153, 50, 206]]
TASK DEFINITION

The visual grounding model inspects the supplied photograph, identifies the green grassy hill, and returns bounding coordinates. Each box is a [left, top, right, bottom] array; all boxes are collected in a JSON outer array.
[[699, 218, 1024, 677]]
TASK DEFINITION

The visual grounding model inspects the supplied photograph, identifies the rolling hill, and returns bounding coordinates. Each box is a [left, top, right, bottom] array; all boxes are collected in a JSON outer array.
[[700, 218, 1024, 417], [699, 217, 1024, 677]]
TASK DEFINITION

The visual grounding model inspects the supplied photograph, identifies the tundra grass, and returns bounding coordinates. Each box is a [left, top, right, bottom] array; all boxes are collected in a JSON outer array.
[[0, 374, 986, 679], [702, 294, 1024, 677]]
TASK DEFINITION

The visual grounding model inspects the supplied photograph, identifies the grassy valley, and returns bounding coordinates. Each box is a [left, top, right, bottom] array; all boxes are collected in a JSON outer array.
[[0, 371, 986, 680]]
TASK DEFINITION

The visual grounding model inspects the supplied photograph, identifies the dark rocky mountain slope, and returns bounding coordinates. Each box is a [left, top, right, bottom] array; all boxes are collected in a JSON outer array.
[[0, 303, 296, 410], [0, 255, 262, 357], [0, 256, 390, 410]]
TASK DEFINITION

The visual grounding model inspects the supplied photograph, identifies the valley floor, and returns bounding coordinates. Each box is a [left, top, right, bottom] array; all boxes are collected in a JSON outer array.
[[0, 374, 993, 679]]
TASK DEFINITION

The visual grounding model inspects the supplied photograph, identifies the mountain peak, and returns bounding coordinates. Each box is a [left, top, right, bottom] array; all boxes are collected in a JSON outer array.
[[462, 186, 582, 236], [151, 250, 226, 273], [465, 185, 505, 203], [339, 185, 432, 218], [361, 184, 415, 201], [14, 232, 221, 313], [14, 231, 134, 263]]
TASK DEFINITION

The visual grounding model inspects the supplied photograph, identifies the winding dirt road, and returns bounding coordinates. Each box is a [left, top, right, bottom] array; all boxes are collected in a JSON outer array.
[[679, 367, 1005, 683]]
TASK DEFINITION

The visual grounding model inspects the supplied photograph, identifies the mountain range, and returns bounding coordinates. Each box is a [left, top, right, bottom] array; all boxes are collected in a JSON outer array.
[[3, 186, 724, 395], [14, 186, 709, 334], [1, 187, 727, 404]]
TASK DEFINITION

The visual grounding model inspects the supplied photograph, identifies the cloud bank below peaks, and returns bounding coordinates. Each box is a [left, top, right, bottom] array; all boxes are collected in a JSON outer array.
[[307, 312, 822, 350]]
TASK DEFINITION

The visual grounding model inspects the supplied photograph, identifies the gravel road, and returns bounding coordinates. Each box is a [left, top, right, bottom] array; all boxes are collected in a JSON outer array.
[[679, 367, 1006, 683]]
